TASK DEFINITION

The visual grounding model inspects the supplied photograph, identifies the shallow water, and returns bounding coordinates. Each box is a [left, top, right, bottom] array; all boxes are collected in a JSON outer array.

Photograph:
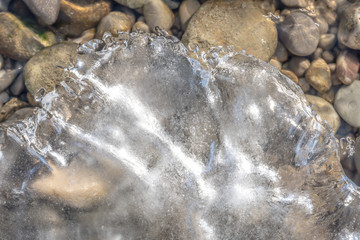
[[0, 32, 358, 239]]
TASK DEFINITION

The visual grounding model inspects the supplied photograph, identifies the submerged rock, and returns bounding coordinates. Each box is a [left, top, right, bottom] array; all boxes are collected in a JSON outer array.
[[0, 31, 358, 239]]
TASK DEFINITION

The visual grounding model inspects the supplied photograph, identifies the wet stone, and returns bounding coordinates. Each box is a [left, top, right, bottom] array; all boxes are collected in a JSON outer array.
[[132, 21, 150, 33], [281, 69, 298, 84], [95, 11, 133, 39], [305, 58, 331, 93], [334, 80, 360, 128], [144, 0, 175, 32], [281, 0, 308, 8], [56, 0, 111, 37], [0, 12, 56, 61], [23, 0, 60, 25], [179, 0, 200, 30], [273, 41, 288, 62], [182, 0, 278, 62], [288, 56, 310, 77], [0, 65, 22, 92], [319, 34, 337, 51], [278, 11, 320, 57], [338, 2, 360, 50], [10, 73, 25, 96], [0, 98, 29, 122], [336, 50, 359, 85], [113, 0, 148, 9], [305, 94, 340, 132]]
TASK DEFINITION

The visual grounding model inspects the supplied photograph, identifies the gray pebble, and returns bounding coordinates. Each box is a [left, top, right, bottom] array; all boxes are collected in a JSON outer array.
[[23, 0, 60, 25], [334, 80, 360, 127], [0, 91, 9, 104], [10, 72, 25, 96], [163, 0, 181, 9], [0, 67, 22, 93], [278, 12, 320, 56]]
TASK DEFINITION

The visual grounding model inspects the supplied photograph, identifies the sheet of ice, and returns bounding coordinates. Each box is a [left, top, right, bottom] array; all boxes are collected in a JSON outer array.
[[0, 31, 359, 239]]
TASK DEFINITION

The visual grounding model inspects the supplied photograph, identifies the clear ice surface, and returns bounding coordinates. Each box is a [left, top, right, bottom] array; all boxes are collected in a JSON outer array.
[[0, 32, 359, 239]]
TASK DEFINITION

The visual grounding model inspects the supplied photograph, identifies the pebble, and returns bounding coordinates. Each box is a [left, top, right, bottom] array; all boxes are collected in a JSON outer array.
[[56, 0, 111, 37], [273, 41, 288, 62], [305, 94, 340, 132], [278, 11, 320, 57], [179, 0, 200, 30], [322, 50, 335, 63], [319, 34, 337, 51], [163, 0, 181, 9], [0, 0, 10, 11], [115, 5, 136, 26], [10, 73, 25, 96], [305, 58, 331, 93], [338, 2, 360, 50], [95, 11, 133, 39], [280, 0, 308, 8], [182, 0, 278, 62], [113, 0, 148, 9], [298, 77, 310, 93], [0, 12, 56, 61], [314, 16, 329, 35], [288, 56, 310, 77], [30, 162, 109, 209], [72, 28, 96, 44], [312, 48, 323, 60], [328, 63, 336, 73], [132, 21, 150, 33], [281, 70, 298, 84], [317, 88, 335, 104], [0, 98, 29, 123], [144, 0, 175, 32], [23, 0, 60, 25], [269, 59, 282, 70], [334, 80, 360, 127], [24, 42, 78, 96], [0, 92, 9, 105], [0, 67, 21, 92], [336, 50, 359, 85]]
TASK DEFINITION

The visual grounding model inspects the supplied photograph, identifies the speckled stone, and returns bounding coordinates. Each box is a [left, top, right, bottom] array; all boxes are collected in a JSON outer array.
[[305, 58, 331, 93]]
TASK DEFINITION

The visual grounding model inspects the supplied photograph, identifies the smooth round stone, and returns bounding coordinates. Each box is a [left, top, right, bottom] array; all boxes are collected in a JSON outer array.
[[338, 2, 360, 50], [10, 72, 25, 96], [163, 0, 181, 9], [273, 41, 288, 62], [95, 11, 132, 39], [182, 0, 278, 62], [305, 58, 331, 93], [132, 21, 150, 33], [269, 59, 282, 70], [144, 0, 174, 32], [0, 98, 29, 123], [24, 42, 78, 96], [114, 0, 148, 9], [288, 56, 310, 77], [314, 16, 329, 35], [334, 80, 360, 127], [298, 77, 310, 93], [72, 28, 96, 44], [317, 88, 335, 104], [319, 34, 337, 51], [56, 0, 111, 37], [281, 0, 308, 8], [281, 69, 298, 84], [0, 67, 21, 92], [305, 94, 340, 132], [0, 92, 9, 104], [278, 12, 320, 57], [312, 48, 323, 60], [115, 5, 136, 25], [179, 0, 200, 30], [0, 12, 56, 61], [336, 50, 359, 85], [322, 50, 335, 63], [23, 0, 60, 25]]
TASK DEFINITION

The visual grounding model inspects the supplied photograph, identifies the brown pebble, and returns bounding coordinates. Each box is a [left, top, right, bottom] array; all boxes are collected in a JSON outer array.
[[0, 98, 29, 122], [281, 69, 298, 84]]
